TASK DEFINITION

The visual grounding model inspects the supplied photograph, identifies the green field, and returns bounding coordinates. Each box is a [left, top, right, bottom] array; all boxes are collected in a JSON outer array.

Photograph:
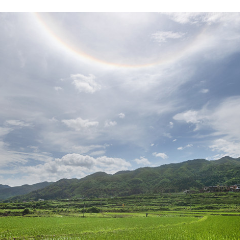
[[0, 193, 240, 239], [0, 212, 240, 239]]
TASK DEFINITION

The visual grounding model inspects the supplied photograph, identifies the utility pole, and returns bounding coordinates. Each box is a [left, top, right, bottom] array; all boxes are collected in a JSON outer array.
[[83, 202, 85, 217]]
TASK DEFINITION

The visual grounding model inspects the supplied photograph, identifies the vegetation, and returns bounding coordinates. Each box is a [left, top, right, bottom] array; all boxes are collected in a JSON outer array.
[[5, 156, 240, 202], [1, 157, 239, 239], [0, 182, 53, 201], [0, 192, 239, 239]]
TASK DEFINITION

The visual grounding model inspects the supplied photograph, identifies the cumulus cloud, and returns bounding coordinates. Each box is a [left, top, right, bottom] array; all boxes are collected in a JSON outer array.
[[134, 156, 151, 165], [104, 120, 117, 127], [118, 113, 125, 119], [173, 110, 208, 131], [177, 144, 193, 150], [20, 154, 131, 183], [174, 110, 201, 124], [71, 74, 101, 93], [152, 152, 168, 159], [0, 153, 131, 186], [56, 154, 94, 168], [151, 31, 185, 43], [62, 117, 99, 131]]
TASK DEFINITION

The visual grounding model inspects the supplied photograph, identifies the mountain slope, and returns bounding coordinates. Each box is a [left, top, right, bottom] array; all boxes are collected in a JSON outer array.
[[0, 182, 53, 201], [0, 184, 10, 190], [7, 156, 240, 201]]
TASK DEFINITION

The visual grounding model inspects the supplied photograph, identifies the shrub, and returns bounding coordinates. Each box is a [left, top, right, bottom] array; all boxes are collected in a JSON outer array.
[[86, 206, 100, 213], [22, 208, 30, 215]]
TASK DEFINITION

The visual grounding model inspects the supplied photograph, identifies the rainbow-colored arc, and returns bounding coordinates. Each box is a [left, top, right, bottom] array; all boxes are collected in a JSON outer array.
[[34, 13, 207, 69]]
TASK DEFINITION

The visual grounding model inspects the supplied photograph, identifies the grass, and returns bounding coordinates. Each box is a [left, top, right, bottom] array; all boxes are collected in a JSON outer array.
[[0, 212, 240, 239], [0, 193, 240, 239]]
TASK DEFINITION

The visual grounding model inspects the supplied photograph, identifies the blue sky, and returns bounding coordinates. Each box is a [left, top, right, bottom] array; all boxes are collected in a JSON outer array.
[[1, 12, 240, 186]]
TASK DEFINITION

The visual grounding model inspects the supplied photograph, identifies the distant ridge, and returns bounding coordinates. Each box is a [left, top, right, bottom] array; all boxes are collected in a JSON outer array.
[[4, 156, 240, 202], [0, 184, 10, 190], [0, 182, 53, 201]]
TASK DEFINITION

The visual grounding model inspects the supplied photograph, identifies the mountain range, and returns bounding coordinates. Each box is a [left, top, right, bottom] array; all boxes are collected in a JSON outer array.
[[0, 182, 53, 201], [2, 156, 240, 202]]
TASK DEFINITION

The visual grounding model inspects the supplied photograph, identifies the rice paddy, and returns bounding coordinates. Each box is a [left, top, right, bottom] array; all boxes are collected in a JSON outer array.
[[1, 193, 239, 239], [0, 212, 239, 239]]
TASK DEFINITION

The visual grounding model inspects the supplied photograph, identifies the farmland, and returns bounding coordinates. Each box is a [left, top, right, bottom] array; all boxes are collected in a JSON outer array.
[[0, 212, 239, 239], [0, 192, 240, 239]]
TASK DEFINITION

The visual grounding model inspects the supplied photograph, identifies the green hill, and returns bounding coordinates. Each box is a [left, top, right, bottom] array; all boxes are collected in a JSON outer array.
[[6, 156, 240, 201], [0, 184, 10, 190], [0, 182, 53, 201]]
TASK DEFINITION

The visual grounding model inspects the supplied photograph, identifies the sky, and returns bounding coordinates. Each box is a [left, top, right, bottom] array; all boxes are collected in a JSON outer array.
[[1, 11, 240, 186]]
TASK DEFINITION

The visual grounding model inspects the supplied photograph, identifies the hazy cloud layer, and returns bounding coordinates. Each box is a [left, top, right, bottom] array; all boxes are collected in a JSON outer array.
[[1, 12, 240, 185]]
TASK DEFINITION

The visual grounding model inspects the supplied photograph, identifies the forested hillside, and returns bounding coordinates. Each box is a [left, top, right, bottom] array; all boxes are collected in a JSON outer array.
[[0, 185, 10, 190], [6, 156, 240, 201], [0, 182, 53, 201]]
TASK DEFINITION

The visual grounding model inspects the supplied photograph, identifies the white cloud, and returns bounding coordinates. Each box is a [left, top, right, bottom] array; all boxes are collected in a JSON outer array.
[[200, 89, 209, 93], [173, 96, 240, 158], [163, 132, 172, 138], [177, 144, 193, 150], [0, 140, 53, 167], [89, 150, 106, 156], [71, 145, 106, 154], [0, 127, 12, 137], [5, 120, 31, 127], [165, 13, 240, 25], [22, 154, 131, 182], [164, 13, 203, 24], [104, 120, 117, 127], [209, 139, 240, 158], [152, 152, 168, 159], [134, 156, 151, 165], [49, 117, 58, 122], [151, 143, 154, 146], [174, 96, 240, 139], [173, 139, 177, 142], [173, 110, 208, 131], [118, 113, 125, 119], [151, 31, 185, 43], [56, 154, 94, 168], [54, 86, 63, 91], [1, 153, 131, 186], [62, 117, 99, 131], [169, 121, 174, 128], [173, 110, 201, 124], [71, 74, 101, 93]]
